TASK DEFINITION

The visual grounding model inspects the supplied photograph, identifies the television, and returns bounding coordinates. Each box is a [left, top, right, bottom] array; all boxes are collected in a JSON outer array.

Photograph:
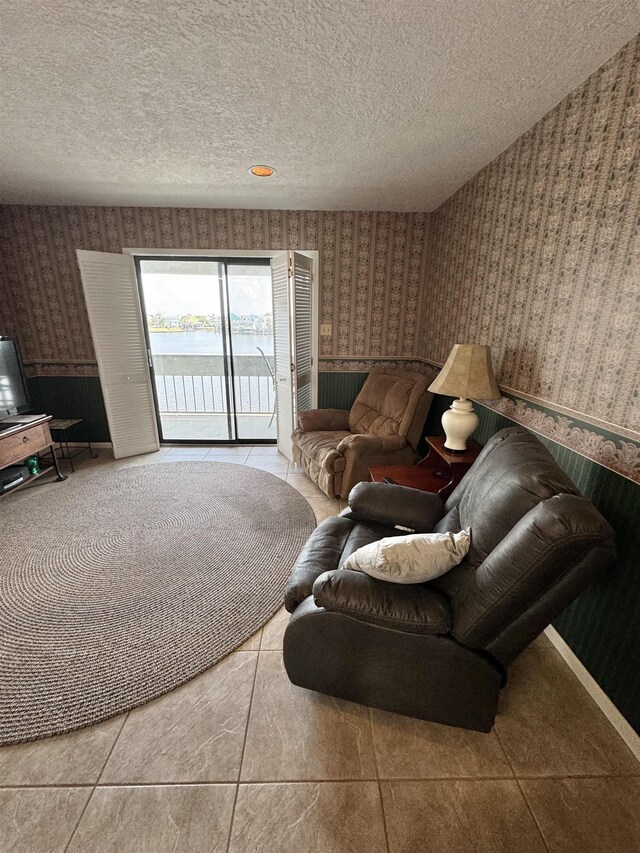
[[0, 338, 30, 417]]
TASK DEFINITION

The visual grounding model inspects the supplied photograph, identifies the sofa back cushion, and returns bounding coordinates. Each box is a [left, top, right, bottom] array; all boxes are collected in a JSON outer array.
[[349, 370, 430, 448], [436, 428, 579, 569], [449, 494, 616, 658], [429, 428, 616, 660]]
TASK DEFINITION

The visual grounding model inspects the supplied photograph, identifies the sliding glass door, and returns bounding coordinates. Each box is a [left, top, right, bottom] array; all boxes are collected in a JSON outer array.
[[226, 262, 275, 441], [137, 258, 275, 443]]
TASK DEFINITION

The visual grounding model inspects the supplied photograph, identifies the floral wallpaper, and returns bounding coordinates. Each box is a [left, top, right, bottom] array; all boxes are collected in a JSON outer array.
[[424, 35, 640, 437], [0, 206, 430, 374], [0, 278, 16, 341]]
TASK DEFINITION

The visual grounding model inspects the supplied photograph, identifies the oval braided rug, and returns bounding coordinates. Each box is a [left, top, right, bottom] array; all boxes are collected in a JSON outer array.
[[0, 461, 315, 745]]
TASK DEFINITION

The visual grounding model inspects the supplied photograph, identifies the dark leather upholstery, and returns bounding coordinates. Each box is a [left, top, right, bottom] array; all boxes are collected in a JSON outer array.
[[284, 515, 399, 612], [448, 494, 615, 656], [284, 598, 503, 732], [313, 570, 452, 634], [282, 427, 617, 731], [346, 481, 445, 532], [440, 428, 579, 568]]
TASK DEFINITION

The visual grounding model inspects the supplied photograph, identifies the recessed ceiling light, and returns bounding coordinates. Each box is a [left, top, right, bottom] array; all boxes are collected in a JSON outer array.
[[249, 165, 275, 177]]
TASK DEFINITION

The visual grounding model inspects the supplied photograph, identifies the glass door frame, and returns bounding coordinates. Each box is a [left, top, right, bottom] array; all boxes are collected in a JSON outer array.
[[135, 255, 276, 446]]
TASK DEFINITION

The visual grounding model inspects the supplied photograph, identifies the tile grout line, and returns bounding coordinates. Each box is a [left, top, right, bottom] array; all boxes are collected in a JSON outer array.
[[224, 648, 261, 853], [493, 725, 551, 853], [4, 769, 639, 791], [5, 769, 640, 792], [62, 712, 130, 853], [95, 711, 131, 786], [368, 708, 392, 853], [491, 720, 516, 779], [516, 777, 554, 853]]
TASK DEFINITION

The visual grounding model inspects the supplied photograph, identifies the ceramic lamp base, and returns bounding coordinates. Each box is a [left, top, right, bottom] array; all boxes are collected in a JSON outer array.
[[442, 398, 479, 451]]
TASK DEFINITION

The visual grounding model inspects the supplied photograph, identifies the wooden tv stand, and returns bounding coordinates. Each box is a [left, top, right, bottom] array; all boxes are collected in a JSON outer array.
[[0, 415, 66, 501]]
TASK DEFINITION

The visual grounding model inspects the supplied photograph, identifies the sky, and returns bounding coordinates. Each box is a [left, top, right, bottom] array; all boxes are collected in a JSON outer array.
[[139, 269, 272, 317]]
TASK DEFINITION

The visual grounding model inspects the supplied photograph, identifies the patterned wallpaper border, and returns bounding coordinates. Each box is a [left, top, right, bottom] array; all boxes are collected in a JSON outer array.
[[319, 358, 438, 377], [23, 361, 99, 378], [32, 355, 640, 482], [480, 395, 640, 485], [320, 355, 640, 439], [319, 357, 640, 484]]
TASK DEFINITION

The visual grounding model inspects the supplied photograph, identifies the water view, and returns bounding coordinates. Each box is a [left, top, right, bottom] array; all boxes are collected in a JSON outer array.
[[139, 260, 276, 440], [149, 330, 273, 355]]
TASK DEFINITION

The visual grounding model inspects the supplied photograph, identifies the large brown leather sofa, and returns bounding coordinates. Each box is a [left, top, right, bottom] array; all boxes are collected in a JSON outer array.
[[283, 427, 616, 732], [291, 368, 432, 499]]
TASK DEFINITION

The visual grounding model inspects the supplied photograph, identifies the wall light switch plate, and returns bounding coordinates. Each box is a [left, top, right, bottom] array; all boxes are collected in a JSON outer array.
[[320, 324, 332, 336]]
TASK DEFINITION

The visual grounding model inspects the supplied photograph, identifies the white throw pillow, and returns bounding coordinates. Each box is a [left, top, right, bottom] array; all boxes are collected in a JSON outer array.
[[343, 529, 471, 584]]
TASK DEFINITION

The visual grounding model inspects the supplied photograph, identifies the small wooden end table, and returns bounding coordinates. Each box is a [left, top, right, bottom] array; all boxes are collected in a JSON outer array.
[[48, 418, 98, 472], [369, 436, 481, 500]]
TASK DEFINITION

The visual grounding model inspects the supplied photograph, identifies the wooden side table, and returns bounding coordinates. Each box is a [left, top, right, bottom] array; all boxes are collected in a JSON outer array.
[[369, 436, 481, 500], [48, 418, 98, 472], [417, 436, 481, 498]]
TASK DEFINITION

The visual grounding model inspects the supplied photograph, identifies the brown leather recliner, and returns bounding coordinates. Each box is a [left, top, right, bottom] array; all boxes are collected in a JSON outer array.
[[292, 368, 433, 499], [282, 427, 616, 732]]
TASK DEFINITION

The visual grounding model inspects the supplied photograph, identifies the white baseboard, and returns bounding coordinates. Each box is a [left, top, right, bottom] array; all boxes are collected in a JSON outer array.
[[544, 625, 640, 763]]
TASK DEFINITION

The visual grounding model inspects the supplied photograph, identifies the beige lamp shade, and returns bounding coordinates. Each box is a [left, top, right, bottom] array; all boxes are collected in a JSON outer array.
[[428, 344, 500, 400]]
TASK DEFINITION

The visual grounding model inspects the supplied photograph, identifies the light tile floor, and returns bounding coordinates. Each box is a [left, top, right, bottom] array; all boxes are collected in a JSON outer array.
[[1, 446, 638, 853]]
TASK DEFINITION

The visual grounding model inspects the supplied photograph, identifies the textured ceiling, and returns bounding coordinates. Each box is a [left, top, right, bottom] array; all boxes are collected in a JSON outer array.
[[1, 1, 639, 211]]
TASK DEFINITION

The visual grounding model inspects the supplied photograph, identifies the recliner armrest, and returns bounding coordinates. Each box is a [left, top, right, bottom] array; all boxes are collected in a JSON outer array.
[[284, 516, 358, 612], [347, 481, 444, 532], [297, 408, 350, 431], [336, 433, 406, 454], [313, 569, 452, 635]]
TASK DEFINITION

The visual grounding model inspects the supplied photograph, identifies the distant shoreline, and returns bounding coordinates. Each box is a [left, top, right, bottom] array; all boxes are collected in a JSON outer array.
[[149, 328, 271, 335], [148, 329, 274, 356]]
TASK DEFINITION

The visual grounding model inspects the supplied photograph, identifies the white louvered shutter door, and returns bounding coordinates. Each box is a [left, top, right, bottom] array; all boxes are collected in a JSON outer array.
[[271, 252, 294, 460], [76, 250, 160, 459], [291, 252, 314, 418]]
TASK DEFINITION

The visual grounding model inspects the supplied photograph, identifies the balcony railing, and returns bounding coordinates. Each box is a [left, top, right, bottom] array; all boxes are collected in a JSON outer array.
[[152, 353, 275, 415]]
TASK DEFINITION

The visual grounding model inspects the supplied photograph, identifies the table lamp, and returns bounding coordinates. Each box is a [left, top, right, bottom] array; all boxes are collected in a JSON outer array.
[[428, 344, 500, 451]]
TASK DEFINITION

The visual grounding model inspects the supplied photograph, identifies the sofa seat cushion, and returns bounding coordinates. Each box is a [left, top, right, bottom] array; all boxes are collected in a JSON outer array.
[[292, 428, 349, 473], [313, 569, 452, 634]]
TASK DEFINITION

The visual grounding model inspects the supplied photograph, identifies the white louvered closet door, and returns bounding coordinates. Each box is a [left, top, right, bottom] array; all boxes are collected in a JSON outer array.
[[76, 250, 160, 459], [291, 252, 313, 418], [271, 252, 294, 460]]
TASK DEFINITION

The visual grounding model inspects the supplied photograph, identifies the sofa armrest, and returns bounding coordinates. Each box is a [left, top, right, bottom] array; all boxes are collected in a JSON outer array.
[[336, 433, 406, 454], [347, 481, 444, 533], [312, 569, 452, 635], [284, 515, 358, 612], [297, 408, 350, 431]]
